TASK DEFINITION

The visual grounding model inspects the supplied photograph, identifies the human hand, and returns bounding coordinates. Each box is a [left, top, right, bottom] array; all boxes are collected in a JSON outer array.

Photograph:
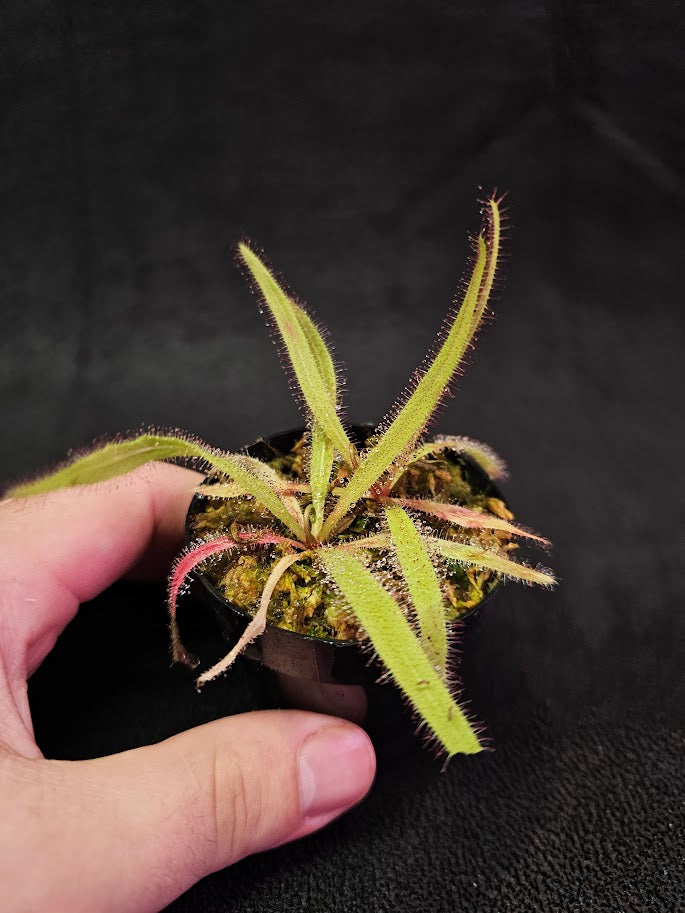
[[0, 464, 376, 912]]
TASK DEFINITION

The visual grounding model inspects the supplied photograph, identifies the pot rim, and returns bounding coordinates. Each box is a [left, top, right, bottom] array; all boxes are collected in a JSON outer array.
[[185, 423, 506, 649]]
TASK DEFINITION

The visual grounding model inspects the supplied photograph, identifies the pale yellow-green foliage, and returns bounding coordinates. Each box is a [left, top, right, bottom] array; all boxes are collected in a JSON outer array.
[[320, 550, 482, 756], [319, 233, 490, 539], [193, 481, 248, 499], [471, 196, 501, 335], [7, 197, 557, 757], [429, 537, 556, 587], [8, 433, 307, 540], [289, 303, 339, 535], [9, 434, 194, 493], [384, 504, 448, 674], [406, 435, 508, 481], [194, 480, 309, 499], [238, 243, 355, 467]]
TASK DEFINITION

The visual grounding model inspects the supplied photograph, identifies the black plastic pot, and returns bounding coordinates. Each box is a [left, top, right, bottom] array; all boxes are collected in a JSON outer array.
[[184, 424, 506, 745]]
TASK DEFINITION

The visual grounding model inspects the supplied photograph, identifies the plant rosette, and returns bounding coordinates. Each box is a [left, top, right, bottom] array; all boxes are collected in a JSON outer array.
[[185, 424, 516, 731], [8, 195, 556, 760]]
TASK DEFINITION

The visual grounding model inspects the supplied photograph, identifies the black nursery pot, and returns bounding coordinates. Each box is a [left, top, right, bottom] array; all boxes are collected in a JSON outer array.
[[185, 425, 505, 745]]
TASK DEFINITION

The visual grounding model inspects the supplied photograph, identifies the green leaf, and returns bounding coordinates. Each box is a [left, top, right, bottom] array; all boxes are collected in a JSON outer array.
[[194, 480, 310, 499], [470, 195, 501, 336], [320, 204, 500, 540], [384, 504, 447, 673], [290, 303, 339, 536], [332, 532, 392, 551], [8, 436, 196, 492], [193, 481, 249, 499], [405, 435, 508, 481], [292, 303, 337, 398], [228, 452, 307, 530], [8, 433, 306, 540], [320, 550, 482, 756], [238, 243, 355, 465], [308, 423, 335, 537], [428, 537, 557, 586]]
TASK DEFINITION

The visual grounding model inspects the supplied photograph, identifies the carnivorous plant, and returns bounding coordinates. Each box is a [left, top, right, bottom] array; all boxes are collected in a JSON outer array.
[[8, 195, 555, 757]]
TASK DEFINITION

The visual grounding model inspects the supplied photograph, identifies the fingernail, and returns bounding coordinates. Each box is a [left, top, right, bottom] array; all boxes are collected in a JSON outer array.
[[298, 725, 375, 818]]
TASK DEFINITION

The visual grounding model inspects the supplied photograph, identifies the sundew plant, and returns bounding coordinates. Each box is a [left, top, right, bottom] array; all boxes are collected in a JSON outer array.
[[9, 195, 555, 757]]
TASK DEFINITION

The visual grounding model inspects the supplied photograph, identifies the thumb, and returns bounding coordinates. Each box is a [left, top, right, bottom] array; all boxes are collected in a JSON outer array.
[[7, 710, 375, 913]]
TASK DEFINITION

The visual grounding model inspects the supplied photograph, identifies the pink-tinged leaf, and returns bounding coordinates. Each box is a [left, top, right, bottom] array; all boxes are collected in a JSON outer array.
[[390, 497, 549, 545], [167, 532, 298, 666], [195, 550, 305, 686]]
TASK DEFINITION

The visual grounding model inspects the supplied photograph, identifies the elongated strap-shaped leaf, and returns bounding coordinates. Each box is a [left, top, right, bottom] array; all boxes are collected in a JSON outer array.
[[194, 480, 310, 499], [196, 550, 304, 686], [8, 435, 200, 494], [238, 243, 355, 464], [320, 551, 482, 756], [169, 535, 242, 666], [428, 537, 556, 587], [404, 435, 508, 481], [9, 433, 306, 540], [226, 452, 306, 530], [333, 533, 392, 551], [391, 497, 549, 544], [385, 504, 447, 673], [168, 532, 296, 667], [292, 304, 338, 399], [193, 481, 249, 499], [309, 423, 336, 537], [291, 305, 340, 535], [320, 220, 495, 540], [470, 196, 501, 336]]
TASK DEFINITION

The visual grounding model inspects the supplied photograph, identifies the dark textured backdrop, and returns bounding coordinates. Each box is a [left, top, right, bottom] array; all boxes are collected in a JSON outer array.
[[2, 2, 684, 911]]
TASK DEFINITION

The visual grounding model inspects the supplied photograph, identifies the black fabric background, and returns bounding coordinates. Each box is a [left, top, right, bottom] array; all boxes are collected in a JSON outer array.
[[2, 2, 684, 911]]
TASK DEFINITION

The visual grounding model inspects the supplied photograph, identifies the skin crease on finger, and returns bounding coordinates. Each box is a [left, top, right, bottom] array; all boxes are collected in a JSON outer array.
[[0, 465, 377, 913]]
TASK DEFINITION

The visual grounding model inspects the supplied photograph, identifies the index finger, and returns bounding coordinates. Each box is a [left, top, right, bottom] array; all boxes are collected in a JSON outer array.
[[0, 463, 203, 677]]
